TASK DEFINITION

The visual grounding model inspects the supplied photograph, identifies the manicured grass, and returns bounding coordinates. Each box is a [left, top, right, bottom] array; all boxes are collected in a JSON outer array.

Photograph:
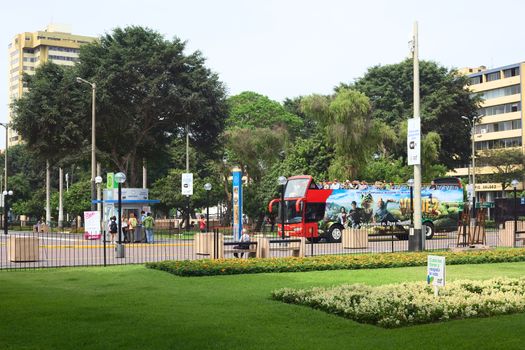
[[1, 263, 525, 349]]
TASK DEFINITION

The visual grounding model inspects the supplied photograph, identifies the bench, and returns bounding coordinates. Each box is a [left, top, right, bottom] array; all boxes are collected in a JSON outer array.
[[259, 238, 305, 258], [224, 241, 258, 258]]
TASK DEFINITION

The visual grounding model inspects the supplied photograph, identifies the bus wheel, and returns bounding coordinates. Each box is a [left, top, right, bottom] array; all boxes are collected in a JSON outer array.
[[327, 225, 343, 243], [424, 222, 435, 239]]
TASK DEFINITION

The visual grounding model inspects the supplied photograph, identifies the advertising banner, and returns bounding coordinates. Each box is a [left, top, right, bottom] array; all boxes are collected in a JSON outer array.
[[181, 173, 193, 196], [84, 211, 101, 240], [232, 168, 243, 241], [407, 118, 421, 165], [324, 186, 463, 232]]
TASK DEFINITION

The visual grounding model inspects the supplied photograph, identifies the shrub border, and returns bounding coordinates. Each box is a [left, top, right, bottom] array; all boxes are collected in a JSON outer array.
[[146, 248, 525, 277]]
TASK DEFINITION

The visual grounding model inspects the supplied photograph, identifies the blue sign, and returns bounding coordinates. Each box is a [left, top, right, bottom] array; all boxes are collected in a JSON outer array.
[[232, 169, 243, 241]]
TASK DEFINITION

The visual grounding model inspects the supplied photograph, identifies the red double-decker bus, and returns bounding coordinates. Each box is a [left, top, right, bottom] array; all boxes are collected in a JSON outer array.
[[268, 175, 464, 242]]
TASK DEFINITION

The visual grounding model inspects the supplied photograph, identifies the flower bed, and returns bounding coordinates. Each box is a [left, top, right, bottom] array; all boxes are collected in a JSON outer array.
[[272, 278, 525, 328], [146, 249, 525, 277]]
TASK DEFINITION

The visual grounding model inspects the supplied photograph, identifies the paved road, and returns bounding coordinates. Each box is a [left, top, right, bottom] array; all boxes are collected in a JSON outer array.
[[0, 229, 512, 269]]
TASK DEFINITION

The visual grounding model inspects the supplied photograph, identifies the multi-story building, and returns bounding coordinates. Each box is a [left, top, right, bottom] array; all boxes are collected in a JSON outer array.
[[7, 24, 96, 146], [450, 63, 525, 203]]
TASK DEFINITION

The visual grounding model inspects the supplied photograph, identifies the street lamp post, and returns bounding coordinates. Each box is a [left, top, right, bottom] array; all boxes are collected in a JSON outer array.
[[278, 176, 287, 239], [512, 179, 519, 248], [3, 190, 13, 235], [115, 172, 126, 258], [76, 77, 97, 211], [95, 175, 103, 240], [204, 183, 212, 233], [461, 115, 483, 220], [407, 179, 414, 227]]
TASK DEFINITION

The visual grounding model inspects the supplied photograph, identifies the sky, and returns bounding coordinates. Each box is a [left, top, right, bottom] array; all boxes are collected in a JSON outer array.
[[1, 0, 525, 148]]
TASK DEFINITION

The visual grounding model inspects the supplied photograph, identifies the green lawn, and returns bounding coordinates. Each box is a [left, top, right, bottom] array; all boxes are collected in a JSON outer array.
[[1, 262, 525, 349]]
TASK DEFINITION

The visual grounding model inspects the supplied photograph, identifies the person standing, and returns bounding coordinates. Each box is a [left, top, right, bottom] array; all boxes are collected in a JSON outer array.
[[128, 212, 138, 243], [143, 212, 155, 243], [109, 216, 118, 243], [138, 210, 146, 243], [121, 216, 129, 242], [198, 215, 206, 233]]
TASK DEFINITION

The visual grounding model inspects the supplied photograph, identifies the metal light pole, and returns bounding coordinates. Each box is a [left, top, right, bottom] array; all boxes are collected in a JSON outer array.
[[95, 175, 103, 239], [204, 183, 212, 232], [411, 21, 423, 251], [65, 172, 69, 223], [3, 190, 12, 235], [408, 179, 414, 227], [115, 172, 126, 258], [0, 123, 8, 192], [278, 176, 287, 239], [461, 115, 483, 220], [512, 179, 519, 248], [76, 77, 97, 211]]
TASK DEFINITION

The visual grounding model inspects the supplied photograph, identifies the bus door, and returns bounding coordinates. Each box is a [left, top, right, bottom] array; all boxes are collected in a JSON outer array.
[[304, 202, 326, 238]]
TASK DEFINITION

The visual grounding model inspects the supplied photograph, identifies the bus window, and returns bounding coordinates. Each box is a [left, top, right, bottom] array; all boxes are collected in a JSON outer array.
[[285, 178, 309, 198], [305, 203, 325, 223]]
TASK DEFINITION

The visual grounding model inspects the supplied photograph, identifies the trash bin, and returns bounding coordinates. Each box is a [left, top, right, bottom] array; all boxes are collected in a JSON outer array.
[[134, 226, 144, 242]]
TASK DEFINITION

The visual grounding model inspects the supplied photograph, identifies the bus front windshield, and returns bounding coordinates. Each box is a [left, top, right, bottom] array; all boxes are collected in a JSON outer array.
[[277, 200, 303, 224], [284, 178, 309, 198]]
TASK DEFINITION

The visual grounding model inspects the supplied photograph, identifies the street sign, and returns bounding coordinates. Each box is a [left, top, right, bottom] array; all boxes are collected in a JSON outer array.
[[427, 255, 446, 287], [475, 202, 494, 209], [181, 173, 193, 196], [407, 118, 421, 165]]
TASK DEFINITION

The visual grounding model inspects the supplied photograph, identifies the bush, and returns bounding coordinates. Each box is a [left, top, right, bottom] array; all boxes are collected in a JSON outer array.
[[146, 249, 525, 277], [272, 277, 525, 328]]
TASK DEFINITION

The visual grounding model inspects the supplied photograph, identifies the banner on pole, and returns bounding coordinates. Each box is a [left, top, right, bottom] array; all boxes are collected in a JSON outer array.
[[407, 118, 421, 165], [232, 168, 243, 241], [181, 173, 193, 196]]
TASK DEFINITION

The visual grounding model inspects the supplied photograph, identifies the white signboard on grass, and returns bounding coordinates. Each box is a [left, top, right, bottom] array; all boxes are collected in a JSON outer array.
[[181, 173, 193, 196], [427, 255, 446, 287]]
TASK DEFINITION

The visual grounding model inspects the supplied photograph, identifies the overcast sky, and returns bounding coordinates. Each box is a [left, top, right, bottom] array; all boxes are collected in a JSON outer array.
[[1, 0, 524, 148]]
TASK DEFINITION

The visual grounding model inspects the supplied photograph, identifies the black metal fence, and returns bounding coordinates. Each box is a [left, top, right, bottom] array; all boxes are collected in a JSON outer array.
[[1, 220, 523, 270]]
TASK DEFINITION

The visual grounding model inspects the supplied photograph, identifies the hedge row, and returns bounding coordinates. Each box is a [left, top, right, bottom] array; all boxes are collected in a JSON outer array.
[[146, 248, 525, 277]]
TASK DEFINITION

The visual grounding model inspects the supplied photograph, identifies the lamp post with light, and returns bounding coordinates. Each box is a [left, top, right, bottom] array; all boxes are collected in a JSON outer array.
[[278, 176, 287, 239], [512, 179, 519, 248], [204, 183, 212, 232], [407, 179, 414, 227], [461, 115, 483, 219], [76, 77, 97, 211], [95, 175, 103, 240], [115, 172, 126, 258], [3, 190, 13, 235]]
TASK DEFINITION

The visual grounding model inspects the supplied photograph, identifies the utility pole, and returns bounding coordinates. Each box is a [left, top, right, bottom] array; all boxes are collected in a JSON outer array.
[[58, 167, 63, 228], [186, 123, 190, 231], [46, 160, 51, 225]]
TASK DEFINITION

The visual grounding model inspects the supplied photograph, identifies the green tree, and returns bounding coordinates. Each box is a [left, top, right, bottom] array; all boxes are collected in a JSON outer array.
[[346, 59, 481, 168], [11, 63, 89, 162], [301, 88, 376, 179], [76, 26, 228, 186], [227, 91, 303, 135], [477, 149, 525, 196]]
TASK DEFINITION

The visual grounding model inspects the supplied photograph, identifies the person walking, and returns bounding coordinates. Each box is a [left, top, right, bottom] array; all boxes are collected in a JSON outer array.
[[121, 216, 129, 242], [198, 215, 206, 233], [143, 212, 155, 244]]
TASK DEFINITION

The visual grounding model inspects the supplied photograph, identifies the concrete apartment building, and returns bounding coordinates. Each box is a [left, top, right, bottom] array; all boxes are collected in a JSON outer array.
[[7, 24, 95, 146], [450, 63, 525, 203]]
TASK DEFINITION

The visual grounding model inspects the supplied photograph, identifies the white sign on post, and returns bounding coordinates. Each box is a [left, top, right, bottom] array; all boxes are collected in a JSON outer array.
[[84, 211, 101, 240], [407, 118, 421, 165], [181, 173, 193, 196], [427, 255, 446, 296]]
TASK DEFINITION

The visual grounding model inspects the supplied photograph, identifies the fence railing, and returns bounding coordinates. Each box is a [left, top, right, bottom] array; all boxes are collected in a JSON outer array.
[[1, 221, 524, 270]]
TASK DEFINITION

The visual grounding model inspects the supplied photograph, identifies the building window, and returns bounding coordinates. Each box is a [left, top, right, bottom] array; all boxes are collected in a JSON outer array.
[[48, 55, 78, 62], [469, 75, 482, 85], [475, 119, 521, 134], [479, 84, 520, 100], [485, 71, 501, 82], [480, 102, 521, 116], [475, 137, 522, 150], [23, 48, 34, 54], [503, 67, 520, 78]]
